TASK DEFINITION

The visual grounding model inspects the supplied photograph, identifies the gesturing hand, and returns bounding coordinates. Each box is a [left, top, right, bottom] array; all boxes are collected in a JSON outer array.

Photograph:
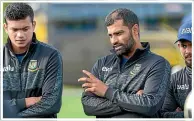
[[78, 70, 108, 97]]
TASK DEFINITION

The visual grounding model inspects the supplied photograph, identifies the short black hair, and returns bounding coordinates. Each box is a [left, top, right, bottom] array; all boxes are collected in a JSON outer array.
[[4, 3, 34, 23], [105, 8, 139, 28], [179, 39, 191, 43]]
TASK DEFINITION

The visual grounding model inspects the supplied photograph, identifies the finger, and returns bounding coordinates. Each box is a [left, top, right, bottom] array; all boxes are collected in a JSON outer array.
[[78, 77, 88, 82], [85, 87, 95, 92], [82, 70, 96, 80], [82, 83, 92, 88], [78, 77, 93, 83], [136, 90, 143, 95], [35, 97, 41, 102]]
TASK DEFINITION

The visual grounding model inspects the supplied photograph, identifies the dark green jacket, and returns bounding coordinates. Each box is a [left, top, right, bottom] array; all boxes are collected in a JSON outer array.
[[161, 67, 192, 118], [3, 33, 63, 118], [82, 42, 171, 118]]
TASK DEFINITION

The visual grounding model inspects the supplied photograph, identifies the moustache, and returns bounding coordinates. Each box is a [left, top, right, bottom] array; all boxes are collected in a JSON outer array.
[[185, 54, 192, 59], [113, 44, 123, 48]]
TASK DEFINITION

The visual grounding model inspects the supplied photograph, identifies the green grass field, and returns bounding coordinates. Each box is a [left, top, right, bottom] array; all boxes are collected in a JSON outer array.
[[58, 86, 95, 118]]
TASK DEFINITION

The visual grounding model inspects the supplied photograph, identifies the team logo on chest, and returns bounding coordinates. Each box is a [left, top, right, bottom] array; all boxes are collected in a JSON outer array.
[[28, 60, 39, 72], [129, 64, 141, 78]]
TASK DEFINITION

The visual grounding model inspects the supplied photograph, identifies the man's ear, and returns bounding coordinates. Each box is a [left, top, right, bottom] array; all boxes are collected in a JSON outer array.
[[4, 23, 8, 34], [177, 41, 181, 49], [32, 21, 36, 31], [132, 24, 139, 36]]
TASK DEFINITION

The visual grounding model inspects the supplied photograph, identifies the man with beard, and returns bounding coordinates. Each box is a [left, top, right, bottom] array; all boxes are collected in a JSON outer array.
[[161, 20, 192, 118], [78, 8, 171, 118]]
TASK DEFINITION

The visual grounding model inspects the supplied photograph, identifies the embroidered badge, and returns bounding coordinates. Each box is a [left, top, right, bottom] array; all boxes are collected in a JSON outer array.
[[129, 64, 141, 78], [28, 60, 39, 72]]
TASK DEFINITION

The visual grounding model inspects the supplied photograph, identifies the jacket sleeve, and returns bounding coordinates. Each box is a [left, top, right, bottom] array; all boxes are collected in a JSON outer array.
[[161, 76, 184, 118], [3, 92, 25, 112], [18, 51, 63, 117], [104, 59, 171, 116], [81, 59, 123, 116], [3, 92, 23, 118], [3, 99, 19, 118]]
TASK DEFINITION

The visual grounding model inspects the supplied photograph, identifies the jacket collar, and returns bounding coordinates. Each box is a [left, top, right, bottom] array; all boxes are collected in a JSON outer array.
[[185, 66, 192, 76], [110, 42, 150, 62]]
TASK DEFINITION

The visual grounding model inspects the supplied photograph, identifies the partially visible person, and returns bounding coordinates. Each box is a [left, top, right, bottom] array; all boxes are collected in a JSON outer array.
[[3, 3, 63, 118], [78, 8, 171, 118], [184, 91, 192, 118], [161, 20, 192, 118]]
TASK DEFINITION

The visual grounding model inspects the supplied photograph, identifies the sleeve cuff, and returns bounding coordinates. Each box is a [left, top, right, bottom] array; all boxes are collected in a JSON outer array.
[[177, 111, 184, 118], [104, 87, 115, 101], [16, 98, 26, 111]]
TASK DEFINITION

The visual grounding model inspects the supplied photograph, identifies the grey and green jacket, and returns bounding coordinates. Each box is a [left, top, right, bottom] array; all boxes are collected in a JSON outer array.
[[3, 33, 63, 118], [81, 42, 171, 118]]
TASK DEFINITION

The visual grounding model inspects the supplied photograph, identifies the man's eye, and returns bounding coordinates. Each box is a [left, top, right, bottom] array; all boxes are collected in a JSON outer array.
[[116, 33, 121, 36], [182, 45, 187, 48], [12, 29, 17, 32], [23, 28, 28, 31]]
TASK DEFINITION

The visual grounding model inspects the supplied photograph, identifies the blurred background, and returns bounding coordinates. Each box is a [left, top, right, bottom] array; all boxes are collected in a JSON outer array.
[[2, 2, 192, 118]]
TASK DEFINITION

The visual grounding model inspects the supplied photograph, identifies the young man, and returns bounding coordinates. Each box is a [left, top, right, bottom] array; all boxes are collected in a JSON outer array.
[[161, 20, 192, 118], [3, 3, 63, 118], [78, 8, 171, 118]]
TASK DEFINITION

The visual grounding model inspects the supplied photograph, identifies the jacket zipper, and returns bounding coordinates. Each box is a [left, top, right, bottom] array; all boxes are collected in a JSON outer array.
[[19, 64, 22, 90], [13, 55, 22, 91], [20, 52, 28, 91], [16, 52, 28, 91], [115, 59, 121, 88]]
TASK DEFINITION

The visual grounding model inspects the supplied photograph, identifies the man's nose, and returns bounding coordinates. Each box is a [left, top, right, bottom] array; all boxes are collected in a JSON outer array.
[[16, 31, 24, 38], [110, 36, 118, 45], [185, 46, 192, 54]]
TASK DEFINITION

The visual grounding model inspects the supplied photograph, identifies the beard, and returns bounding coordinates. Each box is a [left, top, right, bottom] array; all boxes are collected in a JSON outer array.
[[185, 61, 192, 68], [113, 35, 135, 56], [185, 54, 192, 68]]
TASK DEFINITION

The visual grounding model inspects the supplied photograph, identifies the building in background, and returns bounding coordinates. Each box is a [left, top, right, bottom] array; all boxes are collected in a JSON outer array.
[[4, 2, 192, 85]]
